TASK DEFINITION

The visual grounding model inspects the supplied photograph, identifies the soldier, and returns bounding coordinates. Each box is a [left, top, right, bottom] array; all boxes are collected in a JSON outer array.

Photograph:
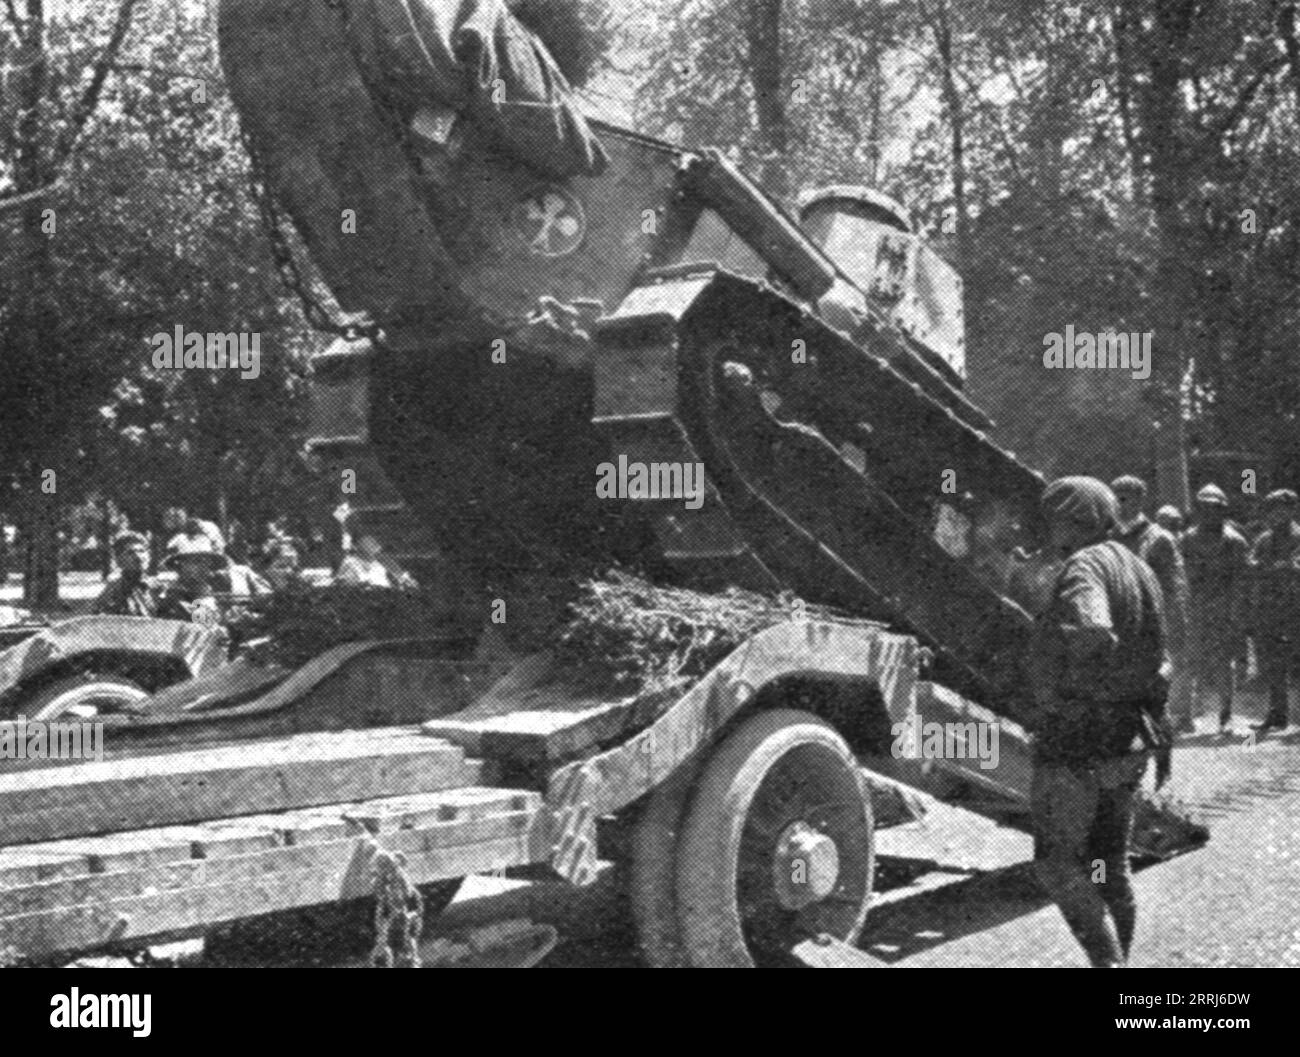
[[155, 536, 224, 627], [1247, 489, 1300, 732], [1182, 484, 1250, 733], [1112, 476, 1191, 732], [162, 507, 225, 557], [263, 540, 306, 591], [1027, 477, 1172, 968], [1154, 505, 1185, 539], [92, 531, 157, 618]]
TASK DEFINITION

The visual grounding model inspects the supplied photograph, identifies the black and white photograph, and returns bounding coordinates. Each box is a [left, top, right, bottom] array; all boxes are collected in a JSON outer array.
[[0, 0, 1294, 1015]]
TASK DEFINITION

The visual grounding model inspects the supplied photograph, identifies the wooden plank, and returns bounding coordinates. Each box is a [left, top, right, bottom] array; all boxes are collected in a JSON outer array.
[[0, 812, 546, 958], [237, 807, 357, 846], [0, 809, 538, 922], [423, 682, 677, 765], [792, 936, 888, 968], [342, 787, 538, 834], [32, 828, 212, 875], [0, 847, 90, 890], [0, 787, 542, 914], [0, 729, 477, 848]]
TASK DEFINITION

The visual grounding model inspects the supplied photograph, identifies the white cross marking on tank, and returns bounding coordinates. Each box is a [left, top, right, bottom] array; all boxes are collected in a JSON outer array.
[[526, 193, 579, 253]]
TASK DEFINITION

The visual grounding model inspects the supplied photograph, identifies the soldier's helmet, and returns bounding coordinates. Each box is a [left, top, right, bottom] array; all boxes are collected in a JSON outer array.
[[1041, 476, 1118, 535], [165, 534, 226, 570], [1155, 505, 1184, 531], [1110, 475, 1147, 499], [1264, 488, 1299, 509], [1194, 484, 1230, 508]]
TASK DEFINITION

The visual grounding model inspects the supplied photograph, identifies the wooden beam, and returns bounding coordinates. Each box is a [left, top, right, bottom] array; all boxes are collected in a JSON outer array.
[[0, 788, 545, 958], [0, 729, 479, 847]]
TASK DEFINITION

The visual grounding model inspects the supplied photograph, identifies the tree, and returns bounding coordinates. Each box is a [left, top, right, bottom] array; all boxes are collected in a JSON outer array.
[[1, 0, 143, 606], [1, 1, 318, 605]]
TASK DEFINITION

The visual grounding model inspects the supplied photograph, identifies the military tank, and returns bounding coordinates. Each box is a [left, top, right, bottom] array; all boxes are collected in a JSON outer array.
[[218, 0, 1053, 723]]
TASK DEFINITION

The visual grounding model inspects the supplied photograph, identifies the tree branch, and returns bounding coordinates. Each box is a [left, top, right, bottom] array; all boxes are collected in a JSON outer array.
[[1276, 0, 1300, 111], [0, 172, 64, 210], [49, 0, 141, 171]]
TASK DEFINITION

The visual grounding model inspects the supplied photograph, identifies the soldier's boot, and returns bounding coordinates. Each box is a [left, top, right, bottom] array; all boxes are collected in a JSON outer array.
[[1253, 649, 1290, 732]]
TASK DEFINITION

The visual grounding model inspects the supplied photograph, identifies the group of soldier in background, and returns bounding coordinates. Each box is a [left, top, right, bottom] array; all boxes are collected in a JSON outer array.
[[1029, 473, 1298, 969], [1110, 475, 1297, 734], [93, 504, 412, 627]]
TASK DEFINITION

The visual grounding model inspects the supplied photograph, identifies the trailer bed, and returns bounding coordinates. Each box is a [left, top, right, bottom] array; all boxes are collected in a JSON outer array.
[[0, 729, 545, 961]]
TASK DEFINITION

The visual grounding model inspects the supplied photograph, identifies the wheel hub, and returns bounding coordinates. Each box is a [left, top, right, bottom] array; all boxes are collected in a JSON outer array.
[[772, 821, 840, 910]]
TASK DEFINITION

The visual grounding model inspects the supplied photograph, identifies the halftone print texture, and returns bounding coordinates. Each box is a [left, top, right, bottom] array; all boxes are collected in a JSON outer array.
[[0, 0, 1295, 985]]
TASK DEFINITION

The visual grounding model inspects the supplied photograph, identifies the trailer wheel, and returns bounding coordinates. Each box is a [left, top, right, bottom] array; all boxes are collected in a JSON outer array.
[[675, 710, 874, 967], [16, 674, 149, 721], [629, 761, 700, 968]]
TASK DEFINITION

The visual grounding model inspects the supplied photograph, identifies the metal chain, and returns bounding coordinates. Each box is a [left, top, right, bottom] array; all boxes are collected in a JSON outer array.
[[240, 0, 440, 343], [369, 849, 426, 968], [241, 123, 382, 343]]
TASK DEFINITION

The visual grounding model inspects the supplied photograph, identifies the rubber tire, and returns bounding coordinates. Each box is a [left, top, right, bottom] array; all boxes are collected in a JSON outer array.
[[629, 760, 702, 968], [674, 709, 875, 967], [16, 674, 150, 721]]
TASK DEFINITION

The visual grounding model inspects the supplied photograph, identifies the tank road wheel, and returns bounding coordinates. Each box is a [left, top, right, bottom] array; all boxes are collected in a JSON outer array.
[[18, 674, 150, 721], [675, 710, 875, 967]]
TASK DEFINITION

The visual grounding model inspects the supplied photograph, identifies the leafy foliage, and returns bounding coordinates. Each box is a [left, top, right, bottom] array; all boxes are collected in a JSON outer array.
[[0, 1, 320, 598], [555, 569, 856, 691]]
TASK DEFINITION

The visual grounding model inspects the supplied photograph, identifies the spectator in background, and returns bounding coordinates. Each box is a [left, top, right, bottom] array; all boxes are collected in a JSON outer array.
[[336, 534, 415, 589], [1182, 484, 1251, 734], [163, 507, 225, 557], [264, 541, 306, 591], [93, 531, 157, 618], [156, 535, 225, 626], [1247, 489, 1300, 733]]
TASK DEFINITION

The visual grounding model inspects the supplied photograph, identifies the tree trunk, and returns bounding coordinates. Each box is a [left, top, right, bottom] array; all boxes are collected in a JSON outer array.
[[921, 0, 967, 267], [20, 476, 60, 610], [11, 4, 61, 609], [744, 0, 788, 196]]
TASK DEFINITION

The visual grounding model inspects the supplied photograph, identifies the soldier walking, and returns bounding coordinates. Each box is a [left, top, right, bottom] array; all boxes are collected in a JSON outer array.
[[1112, 476, 1191, 731], [1247, 489, 1300, 733], [1027, 477, 1172, 968], [1181, 484, 1250, 733]]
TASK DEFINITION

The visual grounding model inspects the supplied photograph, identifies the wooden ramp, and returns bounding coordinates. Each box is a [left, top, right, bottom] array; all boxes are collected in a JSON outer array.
[[0, 729, 547, 960], [421, 654, 678, 766]]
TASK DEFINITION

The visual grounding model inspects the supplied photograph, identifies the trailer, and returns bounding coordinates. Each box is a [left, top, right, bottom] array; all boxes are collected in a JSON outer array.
[[0, 617, 1199, 968]]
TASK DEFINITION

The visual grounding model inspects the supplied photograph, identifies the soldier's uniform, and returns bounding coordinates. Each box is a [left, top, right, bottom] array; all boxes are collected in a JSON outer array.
[[1028, 477, 1171, 968], [92, 530, 157, 618], [1181, 485, 1250, 730], [1114, 515, 1187, 647], [92, 576, 157, 618], [1112, 477, 1189, 729], [1248, 489, 1300, 731], [156, 536, 225, 628]]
